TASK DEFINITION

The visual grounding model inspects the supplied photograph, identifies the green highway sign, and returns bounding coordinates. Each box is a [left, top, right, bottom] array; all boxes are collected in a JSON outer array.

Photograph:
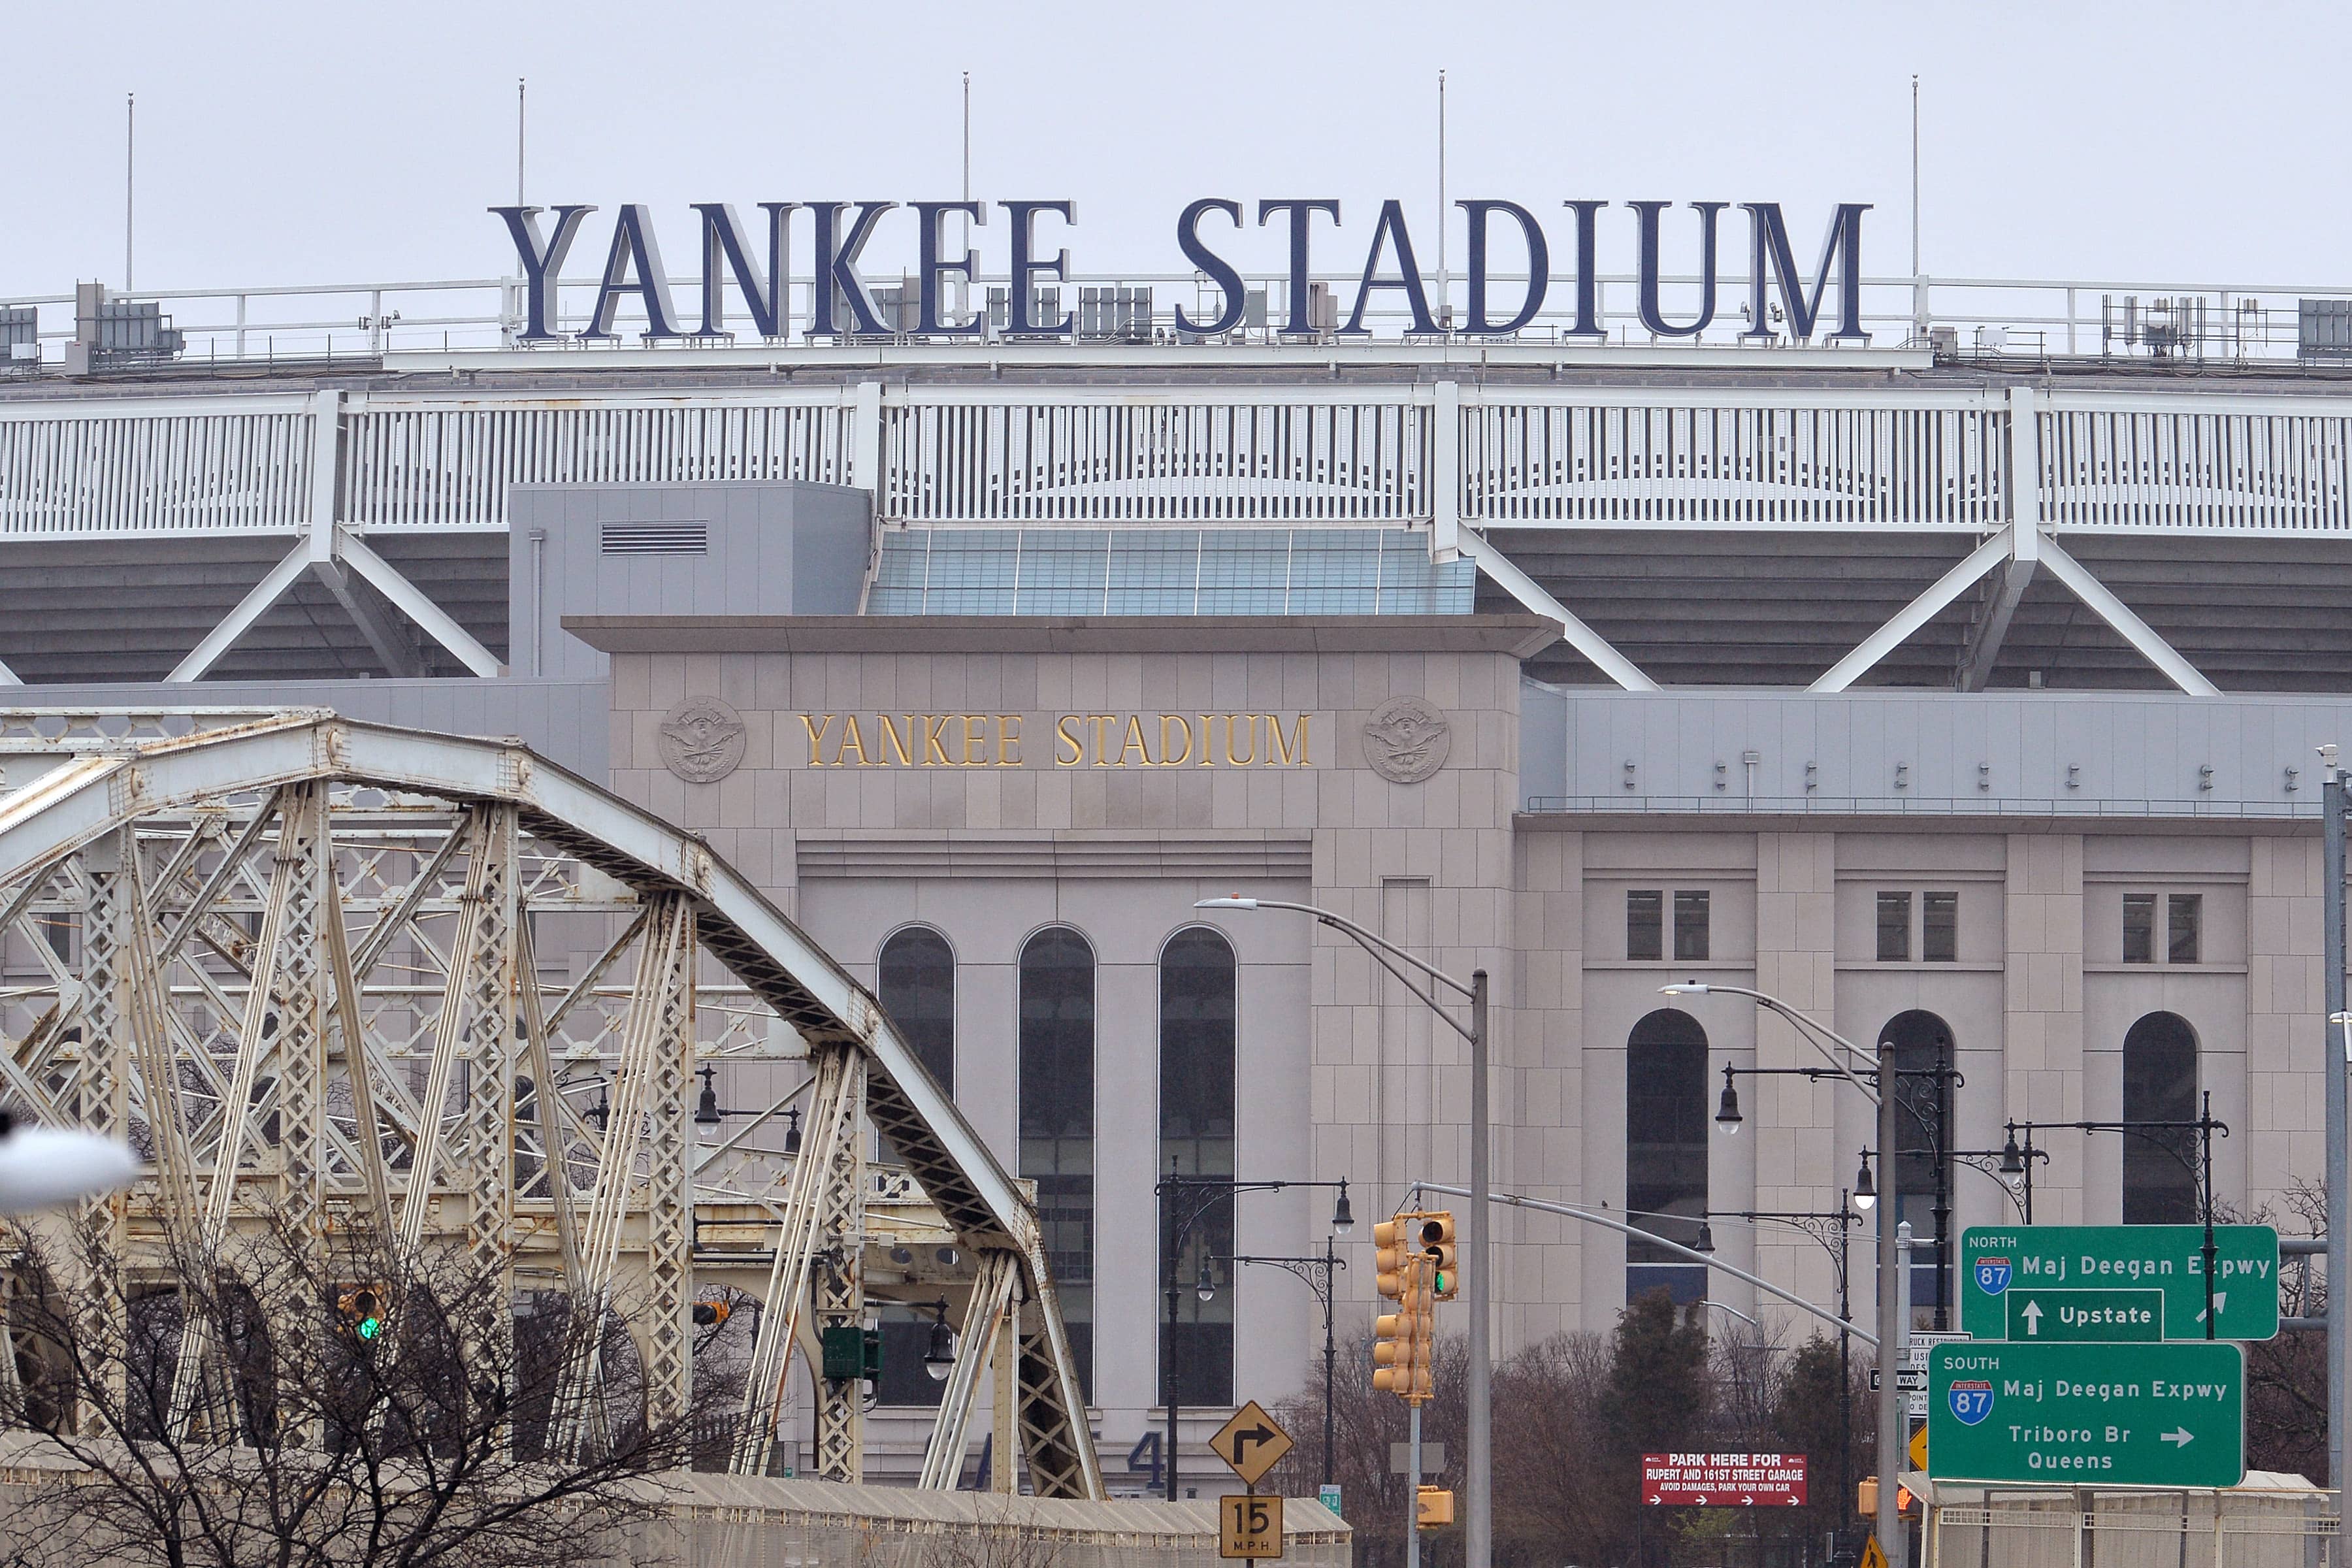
[[2005, 1287, 2164, 1343], [1928, 1341, 2245, 1488], [1961, 1225, 2280, 1343]]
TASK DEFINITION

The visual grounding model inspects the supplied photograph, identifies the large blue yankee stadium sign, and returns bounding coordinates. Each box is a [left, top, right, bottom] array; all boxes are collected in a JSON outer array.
[[491, 198, 1870, 344]]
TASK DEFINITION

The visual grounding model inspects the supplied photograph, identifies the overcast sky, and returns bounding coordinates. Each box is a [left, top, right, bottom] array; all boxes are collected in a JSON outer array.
[[4, 0, 2345, 301]]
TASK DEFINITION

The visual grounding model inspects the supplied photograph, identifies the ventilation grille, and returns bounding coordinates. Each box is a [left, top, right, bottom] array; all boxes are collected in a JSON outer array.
[[600, 521, 709, 556]]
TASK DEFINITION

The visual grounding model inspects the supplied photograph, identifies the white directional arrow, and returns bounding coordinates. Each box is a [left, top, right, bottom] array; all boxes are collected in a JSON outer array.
[[2021, 1300, 2044, 1336], [2195, 1293, 2227, 1324], [2161, 1428, 2195, 1447]]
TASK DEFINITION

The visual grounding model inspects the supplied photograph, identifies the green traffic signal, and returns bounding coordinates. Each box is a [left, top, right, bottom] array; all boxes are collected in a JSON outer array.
[[357, 1315, 382, 1341]]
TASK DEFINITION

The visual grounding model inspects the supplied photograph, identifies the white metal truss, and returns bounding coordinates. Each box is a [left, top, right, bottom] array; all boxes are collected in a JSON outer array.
[[1456, 529, 1657, 691], [0, 710, 1103, 1497]]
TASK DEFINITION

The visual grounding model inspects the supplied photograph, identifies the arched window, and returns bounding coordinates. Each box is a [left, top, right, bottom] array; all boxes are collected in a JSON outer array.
[[879, 926, 956, 1096], [1626, 1009, 1709, 1303], [1159, 928, 1236, 1408], [1019, 927, 1095, 1395], [2123, 1012, 2200, 1225], [1884, 1010, 1956, 1322]]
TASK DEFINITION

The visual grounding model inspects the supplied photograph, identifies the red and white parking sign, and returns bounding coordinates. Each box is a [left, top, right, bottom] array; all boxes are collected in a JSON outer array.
[[1641, 1453, 1808, 1507]]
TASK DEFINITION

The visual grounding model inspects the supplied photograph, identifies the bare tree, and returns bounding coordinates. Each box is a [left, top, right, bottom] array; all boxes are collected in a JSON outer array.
[[0, 1211, 721, 1568]]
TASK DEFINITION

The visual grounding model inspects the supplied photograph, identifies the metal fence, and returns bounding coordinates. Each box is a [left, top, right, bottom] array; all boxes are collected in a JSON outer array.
[[7, 382, 2352, 542], [1929, 1496, 2339, 1568]]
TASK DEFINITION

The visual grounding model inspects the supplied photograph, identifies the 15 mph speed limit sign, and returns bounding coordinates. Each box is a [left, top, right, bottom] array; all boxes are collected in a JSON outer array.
[[1221, 1494, 1284, 1559]]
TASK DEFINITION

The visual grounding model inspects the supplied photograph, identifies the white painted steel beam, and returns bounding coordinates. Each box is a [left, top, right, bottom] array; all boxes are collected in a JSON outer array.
[[2040, 538, 2222, 696], [338, 535, 502, 677], [308, 560, 429, 678], [1458, 529, 1659, 692], [0, 656, 21, 686], [165, 543, 312, 682], [1808, 531, 2012, 693], [1959, 387, 2046, 693]]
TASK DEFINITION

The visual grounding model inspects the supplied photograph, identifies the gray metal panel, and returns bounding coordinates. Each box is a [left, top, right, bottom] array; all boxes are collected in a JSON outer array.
[[1520, 681, 2352, 819], [510, 481, 873, 682]]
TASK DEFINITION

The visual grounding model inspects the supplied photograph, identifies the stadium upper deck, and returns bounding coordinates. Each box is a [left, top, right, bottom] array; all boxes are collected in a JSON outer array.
[[4, 252, 2351, 695]]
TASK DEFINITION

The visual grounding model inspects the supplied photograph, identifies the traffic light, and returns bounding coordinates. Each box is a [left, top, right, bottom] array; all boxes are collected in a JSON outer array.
[[1372, 1220, 1433, 1403], [337, 1286, 386, 1343], [1416, 1486, 1455, 1529], [692, 1299, 730, 1327], [820, 1323, 883, 1382], [1418, 1211, 1459, 1301], [1855, 1478, 1916, 1518]]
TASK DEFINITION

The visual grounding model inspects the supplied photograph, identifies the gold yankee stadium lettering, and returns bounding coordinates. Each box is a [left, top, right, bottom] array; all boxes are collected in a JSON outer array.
[[796, 713, 1310, 768]]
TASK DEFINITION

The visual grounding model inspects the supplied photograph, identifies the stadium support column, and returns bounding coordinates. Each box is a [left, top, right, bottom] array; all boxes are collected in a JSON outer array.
[[1431, 380, 1461, 560]]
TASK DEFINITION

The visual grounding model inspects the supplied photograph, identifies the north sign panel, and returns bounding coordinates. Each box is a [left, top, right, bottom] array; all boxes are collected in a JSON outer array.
[[1960, 1225, 2279, 1342], [1927, 1342, 2245, 1488]]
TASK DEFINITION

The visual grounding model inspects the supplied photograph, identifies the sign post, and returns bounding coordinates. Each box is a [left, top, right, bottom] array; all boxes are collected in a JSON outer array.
[[1927, 1341, 2246, 1488], [1213, 1403, 1296, 1563], [1960, 1225, 2280, 1343]]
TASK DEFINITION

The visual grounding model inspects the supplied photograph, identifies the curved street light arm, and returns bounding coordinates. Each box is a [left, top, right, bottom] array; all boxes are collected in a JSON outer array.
[[1660, 983, 1882, 1107], [1199, 896, 1475, 1004], [1409, 1179, 1876, 1349]]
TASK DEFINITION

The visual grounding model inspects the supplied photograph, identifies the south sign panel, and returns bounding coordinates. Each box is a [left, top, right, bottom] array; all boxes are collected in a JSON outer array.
[[1927, 1342, 2244, 1489], [1960, 1225, 2280, 1342]]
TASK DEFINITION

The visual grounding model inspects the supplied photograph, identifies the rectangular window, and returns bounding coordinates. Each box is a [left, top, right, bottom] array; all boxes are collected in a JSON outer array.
[[2168, 894, 2202, 964], [1627, 890, 1663, 962], [1876, 892, 1912, 962], [1922, 891, 1959, 963], [2122, 894, 2157, 964], [1673, 890, 1710, 963]]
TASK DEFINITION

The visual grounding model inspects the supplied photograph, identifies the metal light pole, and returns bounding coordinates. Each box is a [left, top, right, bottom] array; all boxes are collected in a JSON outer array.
[[1875, 1040, 1904, 1568], [1222, 1236, 1347, 1486], [1199, 897, 1488, 1568], [1158, 1171, 1355, 1502], [1660, 983, 1899, 1568], [2322, 744, 2347, 1517]]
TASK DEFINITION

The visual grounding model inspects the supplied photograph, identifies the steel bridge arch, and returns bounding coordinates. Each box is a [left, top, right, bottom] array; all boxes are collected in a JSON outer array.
[[0, 708, 1101, 1497]]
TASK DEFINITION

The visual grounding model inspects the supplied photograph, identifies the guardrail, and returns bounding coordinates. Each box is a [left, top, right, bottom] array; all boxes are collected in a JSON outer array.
[[6, 271, 2352, 367]]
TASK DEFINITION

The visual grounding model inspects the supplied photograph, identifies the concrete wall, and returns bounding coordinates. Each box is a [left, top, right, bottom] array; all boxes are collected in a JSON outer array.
[[512, 481, 870, 681]]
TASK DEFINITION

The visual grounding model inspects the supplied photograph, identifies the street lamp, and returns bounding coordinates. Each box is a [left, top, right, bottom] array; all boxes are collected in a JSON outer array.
[[1660, 983, 1907, 1568], [1200, 894, 1490, 1568], [923, 1298, 956, 1382], [1157, 1169, 1356, 1503], [1218, 1238, 1348, 1487], [1852, 1151, 1876, 1211], [1714, 1065, 1743, 1133]]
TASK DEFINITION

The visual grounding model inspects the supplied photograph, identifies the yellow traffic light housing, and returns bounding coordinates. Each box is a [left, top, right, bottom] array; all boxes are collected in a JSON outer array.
[[1418, 1211, 1459, 1301], [337, 1286, 386, 1343], [1416, 1486, 1455, 1529]]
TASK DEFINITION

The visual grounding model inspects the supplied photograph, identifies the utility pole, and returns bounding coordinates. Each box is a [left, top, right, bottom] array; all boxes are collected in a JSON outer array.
[[1435, 70, 1449, 329], [1465, 969, 1489, 1568], [125, 93, 135, 293], [1876, 1041, 1905, 1568], [2323, 744, 2347, 1522]]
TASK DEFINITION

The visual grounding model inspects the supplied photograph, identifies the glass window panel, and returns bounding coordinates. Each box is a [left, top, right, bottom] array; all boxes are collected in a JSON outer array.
[[1886, 1011, 1956, 1315], [1159, 928, 1236, 1409], [2123, 894, 2157, 964], [878, 927, 955, 1096], [1876, 892, 1913, 962], [2123, 1012, 2199, 1224], [875, 1304, 948, 1408], [1626, 890, 1663, 962], [1019, 926, 1094, 1397], [2168, 894, 2202, 964], [1625, 1009, 1708, 1303], [1922, 892, 1959, 963], [1673, 890, 1710, 963]]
